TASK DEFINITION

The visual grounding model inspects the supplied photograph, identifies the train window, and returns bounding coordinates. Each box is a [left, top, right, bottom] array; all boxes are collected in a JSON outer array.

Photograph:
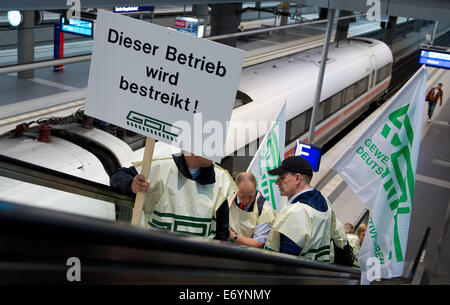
[[386, 63, 392, 78], [287, 112, 307, 143], [323, 98, 332, 119], [305, 109, 312, 128], [343, 85, 355, 105], [376, 66, 385, 84], [356, 76, 369, 97], [317, 101, 325, 123], [329, 92, 342, 114], [286, 109, 311, 144], [376, 63, 391, 84], [286, 118, 293, 143]]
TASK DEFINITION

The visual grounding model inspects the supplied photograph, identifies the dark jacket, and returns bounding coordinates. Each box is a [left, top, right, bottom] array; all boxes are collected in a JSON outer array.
[[280, 189, 328, 256], [426, 87, 443, 103], [110, 153, 229, 241]]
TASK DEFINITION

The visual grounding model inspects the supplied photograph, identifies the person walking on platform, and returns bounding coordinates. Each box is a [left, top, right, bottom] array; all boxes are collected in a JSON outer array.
[[264, 156, 354, 265], [426, 83, 444, 123], [110, 151, 236, 241], [228, 172, 276, 248]]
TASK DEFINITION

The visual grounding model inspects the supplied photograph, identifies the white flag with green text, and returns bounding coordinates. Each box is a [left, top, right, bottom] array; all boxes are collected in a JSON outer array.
[[249, 103, 286, 213], [332, 66, 428, 284]]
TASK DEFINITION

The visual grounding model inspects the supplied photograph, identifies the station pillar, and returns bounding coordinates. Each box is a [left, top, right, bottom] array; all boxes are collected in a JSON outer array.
[[280, 2, 290, 26], [335, 10, 352, 46], [255, 1, 261, 19], [17, 11, 35, 79], [383, 16, 397, 47], [319, 8, 328, 19], [53, 23, 64, 72], [431, 21, 439, 45], [192, 4, 209, 25], [210, 3, 242, 47]]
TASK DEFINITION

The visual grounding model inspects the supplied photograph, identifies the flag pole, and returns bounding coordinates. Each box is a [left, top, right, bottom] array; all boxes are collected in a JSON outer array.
[[228, 107, 279, 208], [246, 102, 287, 172], [229, 102, 287, 208]]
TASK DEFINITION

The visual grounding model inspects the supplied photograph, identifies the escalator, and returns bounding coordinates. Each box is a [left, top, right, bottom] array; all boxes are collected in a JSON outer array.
[[0, 200, 361, 284], [0, 154, 361, 284]]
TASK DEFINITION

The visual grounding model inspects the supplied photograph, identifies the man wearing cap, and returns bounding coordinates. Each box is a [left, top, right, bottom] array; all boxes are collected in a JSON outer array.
[[110, 151, 236, 241], [264, 156, 347, 263]]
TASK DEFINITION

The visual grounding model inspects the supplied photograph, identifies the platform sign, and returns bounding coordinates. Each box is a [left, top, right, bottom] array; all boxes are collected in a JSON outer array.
[[85, 10, 245, 163], [174, 17, 199, 36], [294, 140, 322, 172], [60, 16, 93, 37], [113, 6, 155, 13], [419, 49, 450, 69]]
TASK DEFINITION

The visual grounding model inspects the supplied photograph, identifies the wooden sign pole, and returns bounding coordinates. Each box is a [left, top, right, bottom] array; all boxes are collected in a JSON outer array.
[[131, 137, 156, 226]]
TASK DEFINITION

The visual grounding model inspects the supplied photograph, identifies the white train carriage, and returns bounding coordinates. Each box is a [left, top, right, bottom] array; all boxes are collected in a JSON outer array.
[[221, 37, 393, 176], [0, 125, 136, 220]]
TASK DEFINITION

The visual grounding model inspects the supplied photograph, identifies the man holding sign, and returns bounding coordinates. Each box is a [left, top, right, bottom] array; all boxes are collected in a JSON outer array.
[[86, 10, 244, 238], [111, 151, 236, 241]]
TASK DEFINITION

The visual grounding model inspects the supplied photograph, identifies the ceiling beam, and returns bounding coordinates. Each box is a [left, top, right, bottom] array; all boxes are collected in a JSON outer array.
[[1, 0, 449, 22], [0, 1, 261, 11]]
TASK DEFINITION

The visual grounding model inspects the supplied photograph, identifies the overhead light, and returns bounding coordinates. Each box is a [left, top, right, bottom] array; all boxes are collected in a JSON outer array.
[[7, 10, 23, 27]]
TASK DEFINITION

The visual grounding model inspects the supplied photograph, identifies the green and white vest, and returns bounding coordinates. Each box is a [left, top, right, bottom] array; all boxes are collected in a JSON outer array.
[[265, 199, 333, 262], [229, 192, 276, 239], [137, 158, 237, 239]]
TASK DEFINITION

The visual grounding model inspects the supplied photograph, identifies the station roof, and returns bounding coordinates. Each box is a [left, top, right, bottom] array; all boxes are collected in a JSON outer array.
[[1, 0, 449, 22], [292, 0, 450, 22]]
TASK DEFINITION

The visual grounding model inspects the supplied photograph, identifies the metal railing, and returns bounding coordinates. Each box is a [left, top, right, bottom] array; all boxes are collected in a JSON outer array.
[[0, 154, 134, 209], [353, 208, 370, 233], [0, 199, 361, 284], [0, 54, 91, 75], [206, 13, 367, 41]]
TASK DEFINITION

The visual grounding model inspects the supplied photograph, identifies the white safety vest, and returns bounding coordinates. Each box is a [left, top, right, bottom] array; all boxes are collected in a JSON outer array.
[[229, 192, 276, 239], [265, 199, 333, 263], [137, 158, 237, 238]]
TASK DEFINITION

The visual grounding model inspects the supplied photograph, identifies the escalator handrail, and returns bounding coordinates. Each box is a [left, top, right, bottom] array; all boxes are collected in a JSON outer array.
[[0, 154, 134, 208], [353, 208, 370, 234], [0, 199, 361, 278]]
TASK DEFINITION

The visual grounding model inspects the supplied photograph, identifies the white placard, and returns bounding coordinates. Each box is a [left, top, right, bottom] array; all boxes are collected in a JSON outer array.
[[85, 10, 245, 162]]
